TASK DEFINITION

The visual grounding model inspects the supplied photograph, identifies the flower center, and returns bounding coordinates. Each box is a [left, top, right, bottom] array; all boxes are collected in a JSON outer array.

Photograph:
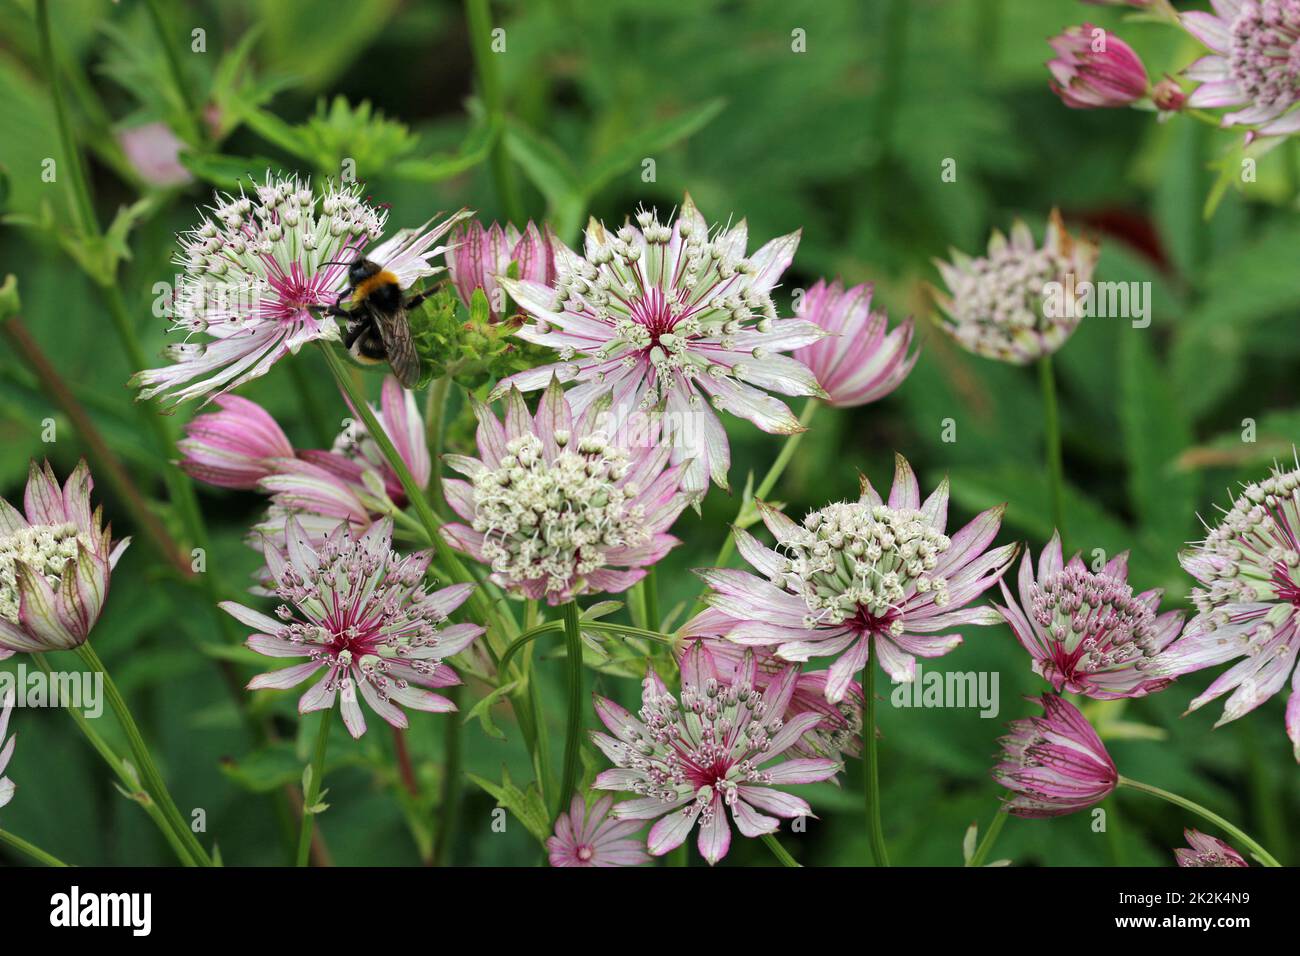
[[769, 501, 951, 629], [1228, 2, 1300, 110], [471, 432, 648, 594], [950, 246, 1069, 338], [0, 523, 82, 625], [1028, 566, 1158, 679], [575, 844, 595, 862]]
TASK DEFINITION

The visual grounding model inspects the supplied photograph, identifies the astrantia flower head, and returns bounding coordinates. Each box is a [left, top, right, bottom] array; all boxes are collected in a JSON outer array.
[[1162, 458, 1300, 759], [1048, 24, 1150, 109], [441, 379, 691, 604], [933, 211, 1099, 365], [448, 219, 556, 320], [689, 455, 1016, 703], [1183, 0, 1300, 139], [792, 279, 918, 408], [133, 173, 464, 404], [547, 794, 649, 867], [592, 641, 840, 865], [997, 531, 1185, 699], [178, 393, 296, 490], [0, 461, 130, 655], [682, 620, 864, 762], [993, 694, 1118, 817], [0, 691, 14, 811], [492, 195, 824, 496], [1175, 829, 1249, 867], [226, 517, 482, 738]]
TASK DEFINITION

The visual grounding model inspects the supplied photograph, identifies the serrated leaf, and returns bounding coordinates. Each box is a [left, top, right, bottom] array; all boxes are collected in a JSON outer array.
[[466, 767, 551, 844]]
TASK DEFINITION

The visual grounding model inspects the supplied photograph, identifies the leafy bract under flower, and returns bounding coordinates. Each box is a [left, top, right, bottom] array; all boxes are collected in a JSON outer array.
[[227, 517, 482, 739], [491, 195, 824, 496], [591, 641, 840, 865], [688, 454, 1015, 703]]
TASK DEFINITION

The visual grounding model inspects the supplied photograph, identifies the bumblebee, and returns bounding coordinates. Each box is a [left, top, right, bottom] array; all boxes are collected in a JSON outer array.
[[327, 256, 429, 388]]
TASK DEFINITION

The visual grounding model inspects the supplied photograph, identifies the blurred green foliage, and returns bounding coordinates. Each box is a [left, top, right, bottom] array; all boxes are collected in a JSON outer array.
[[0, 0, 1297, 867]]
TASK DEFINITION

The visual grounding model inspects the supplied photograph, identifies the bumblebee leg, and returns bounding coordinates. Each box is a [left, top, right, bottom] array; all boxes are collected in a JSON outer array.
[[403, 288, 435, 310], [344, 320, 368, 349]]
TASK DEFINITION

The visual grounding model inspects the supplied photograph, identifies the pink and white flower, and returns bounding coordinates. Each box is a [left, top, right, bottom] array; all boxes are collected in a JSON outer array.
[[592, 641, 840, 865], [1175, 829, 1249, 867], [133, 173, 465, 404], [226, 517, 482, 738], [1182, 0, 1300, 139], [491, 196, 823, 496], [933, 211, 1099, 365], [993, 694, 1118, 817], [441, 379, 691, 604], [996, 531, 1185, 699], [1160, 459, 1300, 760], [688, 454, 1016, 703], [681, 620, 864, 762], [448, 219, 556, 320], [0, 461, 131, 655], [179, 376, 429, 545], [547, 794, 648, 867], [791, 279, 918, 408], [1048, 24, 1150, 109]]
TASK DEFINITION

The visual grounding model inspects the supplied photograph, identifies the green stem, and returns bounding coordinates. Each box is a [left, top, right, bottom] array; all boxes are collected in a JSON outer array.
[[34, 654, 194, 865], [761, 832, 801, 867], [464, 0, 525, 223], [319, 344, 502, 630], [690, 399, 818, 617], [966, 808, 1007, 867], [432, 683, 464, 866], [297, 711, 332, 867], [557, 600, 584, 817], [0, 829, 70, 867], [75, 644, 212, 866], [643, 567, 660, 631], [142, 0, 203, 143], [1038, 355, 1065, 542], [1118, 776, 1281, 868], [863, 658, 890, 866], [425, 376, 452, 517]]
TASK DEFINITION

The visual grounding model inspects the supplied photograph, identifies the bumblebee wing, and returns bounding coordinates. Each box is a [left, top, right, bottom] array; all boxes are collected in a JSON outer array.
[[373, 306, 422, 388]]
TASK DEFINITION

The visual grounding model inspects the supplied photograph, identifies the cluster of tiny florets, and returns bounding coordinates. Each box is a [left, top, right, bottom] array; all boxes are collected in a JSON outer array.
[[270, 534, 449, 700], [605, 671, 787, 816], [770, 501, 951, 629], [945, 243, 1073, 360], [548, 207, 779, 410], [168, 175, 385, 345], [1029, 566, 1161, 673], [1187, 465, 1300, 620], [0, 524, 82, 625], [472, 431, 647, 593], [1225, 2, 1300, 115]]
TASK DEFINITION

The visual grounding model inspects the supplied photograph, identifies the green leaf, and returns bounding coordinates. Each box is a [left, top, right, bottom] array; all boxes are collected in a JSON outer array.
[[582, 98, 726, 197], [462, 681, 518, 741], [219, 741, 358, 794], [466, 767, 550, 844]]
